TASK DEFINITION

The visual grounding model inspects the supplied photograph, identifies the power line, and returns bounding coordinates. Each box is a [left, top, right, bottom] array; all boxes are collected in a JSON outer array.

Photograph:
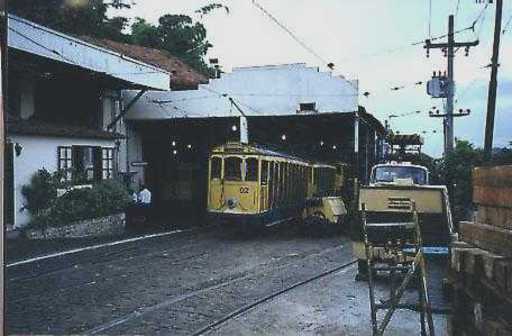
[[388, 110, 424, 119], [9, 27, 79, 65], [454, 77, 484, 103], [503, 13, 512, 34], [411, 24, 475, 46], [250, 0, 328, 65], [429, 0, 433, 38], [455, 0, 461, 18], [475, 2, 489, 39]]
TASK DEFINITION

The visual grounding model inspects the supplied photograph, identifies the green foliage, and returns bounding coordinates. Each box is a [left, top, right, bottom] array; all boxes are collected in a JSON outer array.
[[10, 0, 132, 42], [436, 140, 512, 222], [130, 13, 223, 75], [21, 169, 63, 216], [130, 18, 162, 49], [30, 179, 131, 228], [195, 3, 230, 18], [11, 0, 226, 75], [439, 141, 484, 221]]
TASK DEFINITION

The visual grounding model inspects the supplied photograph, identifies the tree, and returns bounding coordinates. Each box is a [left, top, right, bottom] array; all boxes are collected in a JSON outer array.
[[10, 0, 132, 42], [437, 140, 512, 223], [130, 18, 161, 49], [129, 15, 214, 74], [10, 0, 227, 75]]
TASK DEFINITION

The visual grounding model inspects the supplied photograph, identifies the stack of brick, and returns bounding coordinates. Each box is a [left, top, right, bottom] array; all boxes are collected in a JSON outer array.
[[450, 165, 512, 336]]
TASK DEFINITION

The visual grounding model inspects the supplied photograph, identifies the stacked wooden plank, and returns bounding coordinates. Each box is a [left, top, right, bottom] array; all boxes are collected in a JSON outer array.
[[450, 165, 512, 336]]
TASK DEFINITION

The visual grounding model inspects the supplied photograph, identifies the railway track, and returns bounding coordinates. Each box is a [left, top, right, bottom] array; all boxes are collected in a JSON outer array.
[[83, 244, 354, 335], [7, 227, 216, 283], [191, 259, 357, 336]]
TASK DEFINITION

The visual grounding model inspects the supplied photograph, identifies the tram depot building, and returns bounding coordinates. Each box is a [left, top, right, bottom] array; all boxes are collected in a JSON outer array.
[[124, 64, 386, 224], [4, 14, 386, 229]]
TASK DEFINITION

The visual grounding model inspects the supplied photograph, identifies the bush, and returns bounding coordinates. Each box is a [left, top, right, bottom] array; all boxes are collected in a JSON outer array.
[[21, 169, 62, 216], [30, 179, 131, 228]]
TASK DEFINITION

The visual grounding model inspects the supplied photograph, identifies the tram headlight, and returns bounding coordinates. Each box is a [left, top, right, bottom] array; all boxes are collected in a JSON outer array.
[[227, 198, 238, 209]]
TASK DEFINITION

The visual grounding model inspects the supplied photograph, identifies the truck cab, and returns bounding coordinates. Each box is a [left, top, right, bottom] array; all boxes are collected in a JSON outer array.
[[354, 161, 454, 279], [370, 163, 429, 186]]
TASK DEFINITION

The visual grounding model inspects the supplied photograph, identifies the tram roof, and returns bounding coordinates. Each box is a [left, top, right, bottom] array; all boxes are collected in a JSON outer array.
[[211, 142, 336, 168]]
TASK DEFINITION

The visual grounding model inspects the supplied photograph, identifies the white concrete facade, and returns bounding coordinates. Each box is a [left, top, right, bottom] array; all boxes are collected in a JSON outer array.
[[9, 135, 116, 228], [125, 63, 359, 120], [6, 16, 171, 229]]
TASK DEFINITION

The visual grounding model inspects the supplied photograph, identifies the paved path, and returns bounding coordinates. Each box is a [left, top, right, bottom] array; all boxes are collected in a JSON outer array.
[[6, 224, 450, 335]]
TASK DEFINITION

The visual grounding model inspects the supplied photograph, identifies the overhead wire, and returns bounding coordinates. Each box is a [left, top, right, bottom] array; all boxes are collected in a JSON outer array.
[[475, 2, 489, 39], [455, 77, 484, 104], [388, 110, 424, 119], [250, 0, 328, 65], [429, 0, 433, 38], [454, 0, 461, 18], [503, 13, 512, 34], [9, 27, 79, 65]]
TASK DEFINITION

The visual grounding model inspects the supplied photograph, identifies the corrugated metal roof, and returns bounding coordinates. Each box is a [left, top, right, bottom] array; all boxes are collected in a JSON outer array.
[[7, 14, 170, 91]]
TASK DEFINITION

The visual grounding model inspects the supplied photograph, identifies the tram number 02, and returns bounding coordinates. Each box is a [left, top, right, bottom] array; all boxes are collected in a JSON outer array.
[[240, 186, 250, 194]]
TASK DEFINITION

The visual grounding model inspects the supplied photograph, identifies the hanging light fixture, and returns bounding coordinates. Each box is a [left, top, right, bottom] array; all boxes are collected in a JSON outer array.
[[281, 134, 287, 141]]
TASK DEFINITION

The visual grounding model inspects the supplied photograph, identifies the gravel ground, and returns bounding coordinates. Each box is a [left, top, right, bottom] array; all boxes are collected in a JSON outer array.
[[6, 224, 449, 335]]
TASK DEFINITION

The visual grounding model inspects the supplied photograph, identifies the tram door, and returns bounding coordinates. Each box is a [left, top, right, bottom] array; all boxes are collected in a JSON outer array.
[[268, 161, 275, 209]]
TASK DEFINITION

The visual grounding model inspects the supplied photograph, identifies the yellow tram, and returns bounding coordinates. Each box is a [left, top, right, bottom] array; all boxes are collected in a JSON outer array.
[[207, 142, 347, 227]]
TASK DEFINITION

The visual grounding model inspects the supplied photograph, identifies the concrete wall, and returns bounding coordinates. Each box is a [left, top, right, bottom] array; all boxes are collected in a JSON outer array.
[[10, 135, 115, 228], [102, 90, 146, 191], [25, 213, 125, 239], [125, 63, 359, 120]]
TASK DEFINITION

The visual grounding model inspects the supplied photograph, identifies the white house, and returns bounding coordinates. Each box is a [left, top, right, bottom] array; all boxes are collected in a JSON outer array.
[[5, 14, 171, 229]]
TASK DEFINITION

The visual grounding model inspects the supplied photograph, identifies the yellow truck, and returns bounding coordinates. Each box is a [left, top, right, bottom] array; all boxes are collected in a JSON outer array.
[[353, 162, 454, 279]]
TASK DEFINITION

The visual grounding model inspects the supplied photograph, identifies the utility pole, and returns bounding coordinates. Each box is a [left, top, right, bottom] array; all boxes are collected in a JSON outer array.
[[425, 15, 478, 155], [484, 0, 503, 160], [228, 97, 249, 144]]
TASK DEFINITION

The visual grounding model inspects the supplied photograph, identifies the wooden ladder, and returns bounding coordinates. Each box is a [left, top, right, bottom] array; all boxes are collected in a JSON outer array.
[[361, 202, 435, 336]]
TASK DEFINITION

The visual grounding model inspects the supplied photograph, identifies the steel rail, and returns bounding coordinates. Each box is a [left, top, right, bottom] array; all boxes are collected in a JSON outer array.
[[83, 245, 351, 335], [191, 259, 357, 336]]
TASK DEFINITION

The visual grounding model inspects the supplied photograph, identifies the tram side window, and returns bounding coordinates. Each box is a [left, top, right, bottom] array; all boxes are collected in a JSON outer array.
[[211, 157, 222, 179], [246, 158, 258, 182], [225, 157, 242, 181], [280, 163, 286, 202], [261, 160, 269, 184]]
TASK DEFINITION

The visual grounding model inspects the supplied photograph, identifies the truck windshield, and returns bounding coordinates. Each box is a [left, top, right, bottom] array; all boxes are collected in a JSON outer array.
[[372, 166, 427, 185]]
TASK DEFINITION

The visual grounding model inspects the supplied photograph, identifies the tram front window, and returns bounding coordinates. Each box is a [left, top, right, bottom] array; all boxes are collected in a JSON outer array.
[[211, 157, 221, 179], [373, 166, 427, 185], [246, 158, 258, 182], [225, 157, 242, 181]]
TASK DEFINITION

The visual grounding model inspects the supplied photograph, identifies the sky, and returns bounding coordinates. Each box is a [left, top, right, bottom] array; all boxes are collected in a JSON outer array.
[[111, 0, 512, 157]]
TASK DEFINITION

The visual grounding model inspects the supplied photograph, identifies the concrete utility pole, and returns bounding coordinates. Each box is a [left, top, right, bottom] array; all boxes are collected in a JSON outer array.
[[484, 0, 503, 160], [425, 15, 478, 155]]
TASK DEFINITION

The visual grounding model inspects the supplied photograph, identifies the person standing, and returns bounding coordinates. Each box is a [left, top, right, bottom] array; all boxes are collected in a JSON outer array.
[[138, 185, 152, 206]]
